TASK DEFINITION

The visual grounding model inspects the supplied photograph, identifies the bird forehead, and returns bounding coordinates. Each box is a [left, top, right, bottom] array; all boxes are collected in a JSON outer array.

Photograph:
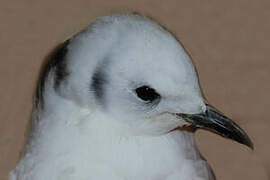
[[106, 49, 198, 97], [108, 37, 195, 84]]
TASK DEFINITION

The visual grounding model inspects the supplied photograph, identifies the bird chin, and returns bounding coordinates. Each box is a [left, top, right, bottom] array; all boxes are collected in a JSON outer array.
[[174, 125, 196, 133]]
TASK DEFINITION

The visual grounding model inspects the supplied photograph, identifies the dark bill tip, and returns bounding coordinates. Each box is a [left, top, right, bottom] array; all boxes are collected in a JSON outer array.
[[178, 104, 254, 150]]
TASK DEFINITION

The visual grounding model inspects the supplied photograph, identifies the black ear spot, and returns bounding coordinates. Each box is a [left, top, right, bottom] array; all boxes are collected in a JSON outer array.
[[91, 64, 107, 105], [135, 86, 160, 102], [36, 40, 70, 109]]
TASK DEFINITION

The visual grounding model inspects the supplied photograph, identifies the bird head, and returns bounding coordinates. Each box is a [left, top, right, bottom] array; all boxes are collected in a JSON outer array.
[[39, 14, 253, 149]]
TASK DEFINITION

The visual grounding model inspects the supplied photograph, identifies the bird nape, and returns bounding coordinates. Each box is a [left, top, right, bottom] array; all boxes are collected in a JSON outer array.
[[10, 13, 253, 180]]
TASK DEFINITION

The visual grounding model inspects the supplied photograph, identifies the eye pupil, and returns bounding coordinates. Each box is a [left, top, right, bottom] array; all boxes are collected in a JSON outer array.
[[135, 86, 160, 102]]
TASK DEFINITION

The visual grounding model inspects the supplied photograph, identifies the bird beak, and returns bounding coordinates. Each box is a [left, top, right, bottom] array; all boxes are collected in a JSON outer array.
[[177, 104, 253, 149]]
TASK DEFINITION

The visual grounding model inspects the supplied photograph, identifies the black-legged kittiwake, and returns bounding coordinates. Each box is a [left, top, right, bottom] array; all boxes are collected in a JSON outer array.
[[10, 13, 253, 180]]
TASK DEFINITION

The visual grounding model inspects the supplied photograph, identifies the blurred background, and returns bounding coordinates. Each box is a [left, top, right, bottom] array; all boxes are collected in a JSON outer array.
[[0, 0, 269, 179]]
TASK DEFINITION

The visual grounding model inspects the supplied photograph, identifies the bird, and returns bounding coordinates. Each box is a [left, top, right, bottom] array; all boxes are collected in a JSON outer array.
[[10, 13, 253, 180]]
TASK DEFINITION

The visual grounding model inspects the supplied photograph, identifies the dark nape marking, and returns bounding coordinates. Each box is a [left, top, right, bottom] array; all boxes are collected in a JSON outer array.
[[35, 40, 70, 109], [54, 41, 70, 89], [91, 64, 107, 105]]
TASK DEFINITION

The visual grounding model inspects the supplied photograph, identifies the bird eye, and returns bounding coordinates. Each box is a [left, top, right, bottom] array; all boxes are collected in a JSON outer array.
[[135, 86, 160, 102]]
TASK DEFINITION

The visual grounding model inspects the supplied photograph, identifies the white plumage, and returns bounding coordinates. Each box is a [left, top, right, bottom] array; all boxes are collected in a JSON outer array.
[[10, 13, 252, 180]]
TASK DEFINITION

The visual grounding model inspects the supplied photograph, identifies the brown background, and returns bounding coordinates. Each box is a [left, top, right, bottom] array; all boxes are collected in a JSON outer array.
[[0, 0, 269, 180]]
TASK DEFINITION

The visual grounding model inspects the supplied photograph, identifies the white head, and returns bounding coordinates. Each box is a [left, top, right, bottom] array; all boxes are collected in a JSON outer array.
[[37, 14, 252, 147]]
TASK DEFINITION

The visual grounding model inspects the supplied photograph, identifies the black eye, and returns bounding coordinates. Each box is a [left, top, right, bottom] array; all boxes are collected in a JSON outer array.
[[135, 86, 160, 102]]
